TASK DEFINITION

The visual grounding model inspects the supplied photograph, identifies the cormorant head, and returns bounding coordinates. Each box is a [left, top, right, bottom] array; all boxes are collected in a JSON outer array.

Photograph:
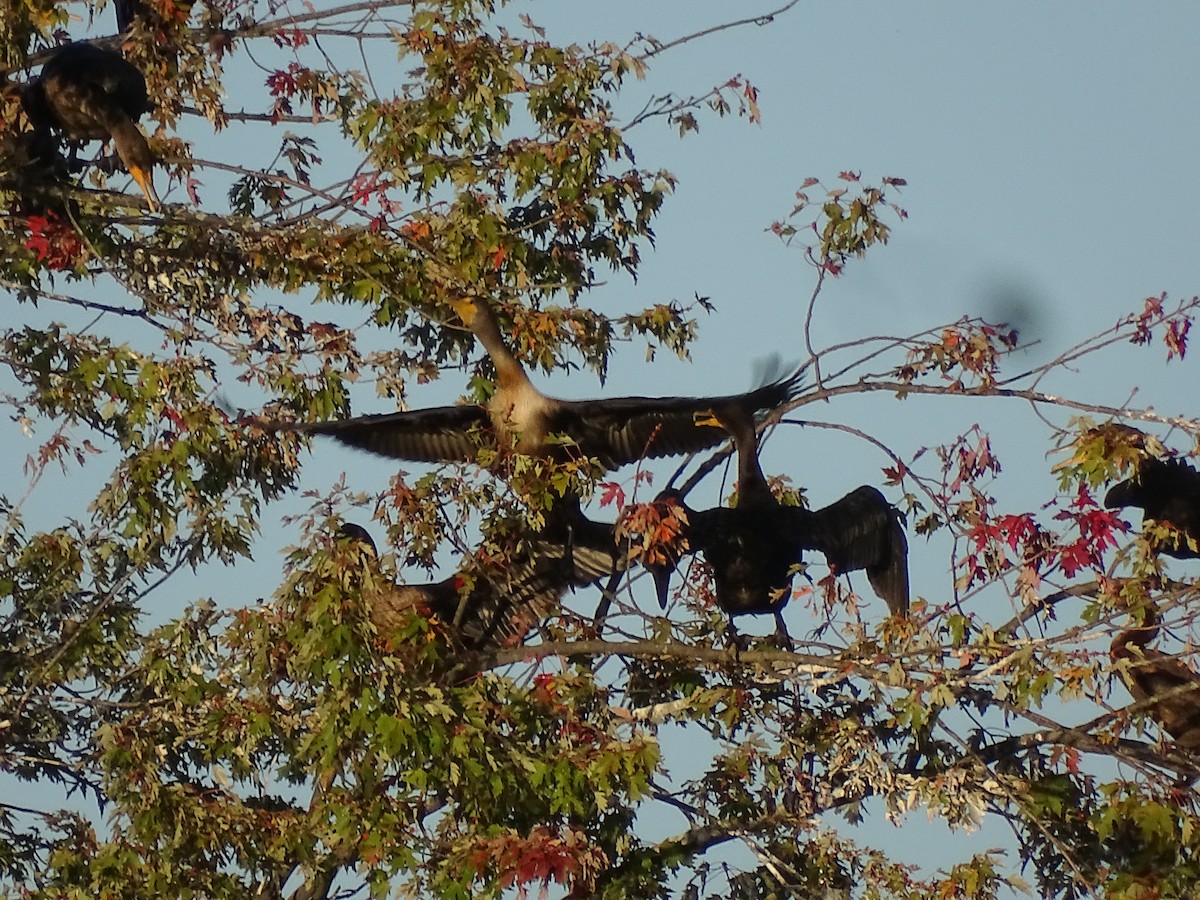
[[336, 522, 378, 556]]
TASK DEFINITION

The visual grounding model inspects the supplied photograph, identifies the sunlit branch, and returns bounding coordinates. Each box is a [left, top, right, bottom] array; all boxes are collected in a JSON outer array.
[[489, 638, 838, 673], [800, 378, 1200, 434], [638, 0, 804, 62], [189, 158, 364, 223]]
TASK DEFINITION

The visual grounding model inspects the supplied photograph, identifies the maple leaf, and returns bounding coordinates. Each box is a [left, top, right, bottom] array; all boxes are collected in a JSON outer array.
[[401, 220, 432, 242], [1057, 538, 1097, 577], [995, 513, 1037, 552], [24, 213, 85, 270], [598, 481, 625, 509], [266, 68, 298, 98]]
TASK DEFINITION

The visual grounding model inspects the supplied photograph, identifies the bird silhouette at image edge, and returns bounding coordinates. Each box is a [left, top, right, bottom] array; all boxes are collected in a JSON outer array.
[[1105, 455, 1200, 560], [1110, 603, 1200, 751]]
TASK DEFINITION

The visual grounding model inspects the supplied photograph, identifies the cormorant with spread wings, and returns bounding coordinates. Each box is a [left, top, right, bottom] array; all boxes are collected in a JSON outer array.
[[336, 519, 629, 654], [645, 401, 909, 644], [261, 297, 804, 472]]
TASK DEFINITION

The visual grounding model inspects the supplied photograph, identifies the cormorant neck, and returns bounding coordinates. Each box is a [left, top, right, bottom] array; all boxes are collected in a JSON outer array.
[[731, 420, 772, 505], [466, 298, 532, 390]]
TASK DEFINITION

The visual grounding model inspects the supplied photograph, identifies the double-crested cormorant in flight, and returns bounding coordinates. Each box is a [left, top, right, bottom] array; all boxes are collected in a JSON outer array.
[[336, 521, 627, 653], [645, 401, 908, 643], [1105, 456, 1200, 559], [20, 42, 159, 211], [263, 297, 804, 472], [1110, 604, 1200, 751]]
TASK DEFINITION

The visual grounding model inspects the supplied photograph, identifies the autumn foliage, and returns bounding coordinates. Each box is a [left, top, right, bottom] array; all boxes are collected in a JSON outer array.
[[3, 3, 1200, 899]]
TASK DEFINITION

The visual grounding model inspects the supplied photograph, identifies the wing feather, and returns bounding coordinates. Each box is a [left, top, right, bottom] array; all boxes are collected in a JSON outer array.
[[552, 368, 804, 469], [781, 486, 910, 616], [272, 405, 490, 464]]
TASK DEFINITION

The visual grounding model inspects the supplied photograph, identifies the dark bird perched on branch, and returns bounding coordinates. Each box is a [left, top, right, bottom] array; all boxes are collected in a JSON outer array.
[[19, 42, 159, 211], [1105, 456, 1200, 559], [644, 400, 908, 645], [336, 520, 629, 654], [1110, 604, 1200, 751], [261, 297, 804, 472]]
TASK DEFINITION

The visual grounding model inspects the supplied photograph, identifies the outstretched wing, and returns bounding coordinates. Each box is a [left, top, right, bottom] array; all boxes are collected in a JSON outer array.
[[435, 563, 566, 652], [553, 367, 804, 469], [786, 485, 909, 617], [264, 405, 491, 464]]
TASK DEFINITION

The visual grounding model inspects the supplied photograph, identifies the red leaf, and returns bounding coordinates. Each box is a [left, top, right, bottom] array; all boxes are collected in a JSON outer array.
[[1065, 747, 1081, 774], [598, 481, 625, 509], [24, 213, 84, 270], [994, 513, 1036, 552], [1165, 318, 1191, 361], [1131, 292, 1167, 346]]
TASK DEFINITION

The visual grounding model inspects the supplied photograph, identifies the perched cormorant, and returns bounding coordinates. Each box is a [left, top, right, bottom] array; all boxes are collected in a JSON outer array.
[[336, 520, 628, 653], [1110, 604, 1200, 751], [644, 403, 908, 643], [1105, 456, 1200, 559], [262, 297, 804, 471], [20, 42, 159, 211]]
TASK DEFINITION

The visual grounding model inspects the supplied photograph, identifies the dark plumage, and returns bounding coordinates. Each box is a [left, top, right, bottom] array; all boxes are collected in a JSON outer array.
[[20, 43, 159, 211], [1110, 606, 1200, 750], [114, 0, 194, 32], [113, 0, 142, 32], [262, 298, 804, 471], [645, 404, 908, 642], [1105, 456, 1200, 559], [337, 520, 627, 653]]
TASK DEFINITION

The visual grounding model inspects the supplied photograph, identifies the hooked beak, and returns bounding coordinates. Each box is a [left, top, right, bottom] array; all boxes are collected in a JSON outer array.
[[128, 164, 160, 213]]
